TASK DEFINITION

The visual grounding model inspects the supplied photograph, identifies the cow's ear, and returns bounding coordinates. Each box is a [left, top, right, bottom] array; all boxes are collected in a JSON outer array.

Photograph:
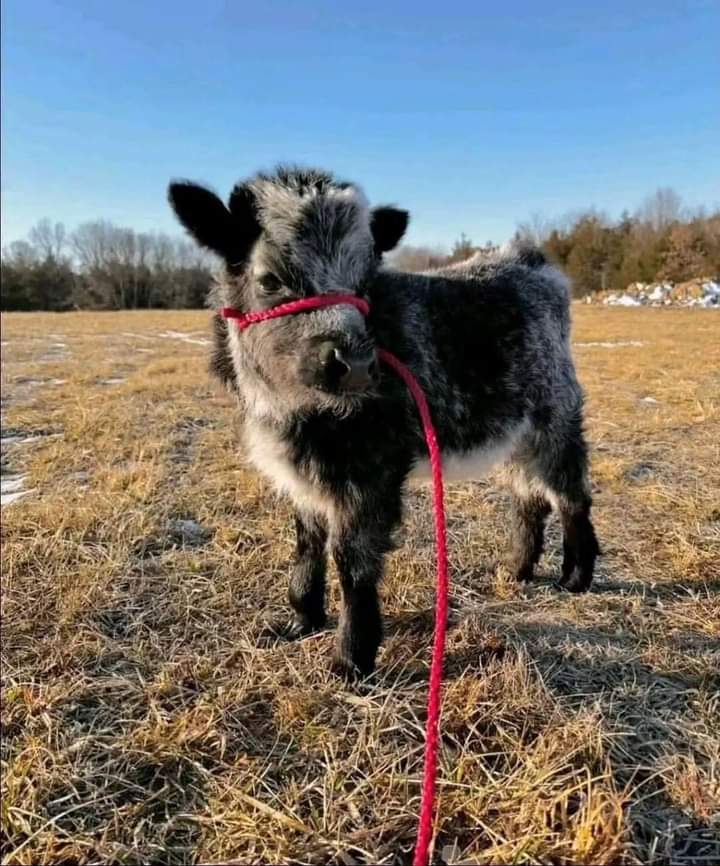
[[370, 206, 409, 254], [168, 180, 259, 263]]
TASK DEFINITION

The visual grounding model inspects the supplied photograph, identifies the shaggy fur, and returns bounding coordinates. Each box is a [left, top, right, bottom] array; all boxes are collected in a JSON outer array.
[[168, 165, 599, 677]]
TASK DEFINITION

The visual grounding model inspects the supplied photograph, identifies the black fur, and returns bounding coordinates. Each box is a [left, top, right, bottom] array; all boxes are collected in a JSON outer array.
[[370, 207, 410, 254], [169, 181, 260, 264], [515, 246, 548, 268], [209, 313, 237, 392], [510, 495, 551, 583], [289, 513, 328, 633]]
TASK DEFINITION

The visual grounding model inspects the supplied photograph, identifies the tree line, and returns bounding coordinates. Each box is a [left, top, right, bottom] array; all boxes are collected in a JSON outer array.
[[392, 188, 720, 297], [2, 189, 718, 310], [1, 219, 215, 311]]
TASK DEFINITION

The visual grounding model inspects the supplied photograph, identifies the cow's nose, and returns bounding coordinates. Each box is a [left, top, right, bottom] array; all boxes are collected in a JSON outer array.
[[333, 348, 376, 391]]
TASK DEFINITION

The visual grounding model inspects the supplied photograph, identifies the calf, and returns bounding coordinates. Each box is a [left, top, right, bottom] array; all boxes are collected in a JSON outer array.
[[168, 166, 599, 678]]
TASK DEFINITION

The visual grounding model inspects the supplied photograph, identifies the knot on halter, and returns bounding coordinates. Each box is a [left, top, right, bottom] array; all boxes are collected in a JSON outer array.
[[219, 289, 447, 866]]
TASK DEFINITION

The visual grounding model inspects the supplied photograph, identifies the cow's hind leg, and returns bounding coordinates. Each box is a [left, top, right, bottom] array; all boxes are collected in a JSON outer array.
[[286, 511, 328, 637], [557, 496, 598, 592], [507, 483, 551, 583], [537, 419, 599, 592]]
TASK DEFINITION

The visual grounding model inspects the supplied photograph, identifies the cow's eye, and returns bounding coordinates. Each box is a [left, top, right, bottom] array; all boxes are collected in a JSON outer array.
[[258, 273, 282, 293]]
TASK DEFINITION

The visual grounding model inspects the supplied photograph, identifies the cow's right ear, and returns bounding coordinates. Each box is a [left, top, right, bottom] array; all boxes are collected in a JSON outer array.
[[370, 206, 409, 254], [168, 181, 259, 263]]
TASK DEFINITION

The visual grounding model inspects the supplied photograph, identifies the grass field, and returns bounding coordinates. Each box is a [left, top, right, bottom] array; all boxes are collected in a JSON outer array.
[[1, 307, 718, 865]]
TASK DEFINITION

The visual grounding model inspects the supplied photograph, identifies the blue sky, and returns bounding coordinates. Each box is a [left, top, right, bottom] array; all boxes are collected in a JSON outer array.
[[2, 0, 718, 249]]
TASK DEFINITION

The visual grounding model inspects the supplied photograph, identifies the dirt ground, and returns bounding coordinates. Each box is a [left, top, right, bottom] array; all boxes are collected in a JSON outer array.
[[1, 307, 718, 865]]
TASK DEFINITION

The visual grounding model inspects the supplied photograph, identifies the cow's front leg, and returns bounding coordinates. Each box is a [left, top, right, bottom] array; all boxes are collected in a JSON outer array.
[[330, 499, 403, 678], [332, 534, 384, 678], [286, 511, 328, 637]]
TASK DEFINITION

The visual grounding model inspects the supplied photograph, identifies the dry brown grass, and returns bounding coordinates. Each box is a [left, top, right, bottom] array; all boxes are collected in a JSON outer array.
[[1, 307, 718, 865]]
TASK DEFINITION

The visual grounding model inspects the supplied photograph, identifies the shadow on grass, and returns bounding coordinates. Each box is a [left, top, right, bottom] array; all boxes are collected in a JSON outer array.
[[500, 614, 719, 864]]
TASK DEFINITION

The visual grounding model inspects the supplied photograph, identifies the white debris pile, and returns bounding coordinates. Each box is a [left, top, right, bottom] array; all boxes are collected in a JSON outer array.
[[696, 280, 720, 307], [603, 294, 642, 307], [647, 283, 672, 302], [588, 278, 720, 308]]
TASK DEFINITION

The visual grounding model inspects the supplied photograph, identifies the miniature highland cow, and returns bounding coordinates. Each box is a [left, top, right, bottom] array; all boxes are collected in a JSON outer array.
[[168, 166, 599, 677]]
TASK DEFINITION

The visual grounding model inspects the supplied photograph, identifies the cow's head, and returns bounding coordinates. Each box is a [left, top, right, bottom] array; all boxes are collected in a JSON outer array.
[[168, 167, 408, 411]]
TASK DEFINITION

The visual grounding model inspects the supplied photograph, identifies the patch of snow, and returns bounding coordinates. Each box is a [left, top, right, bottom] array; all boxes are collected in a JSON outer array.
[[1, 476, 27, 492], [121, 332, 155, 341], [10, 377, 65, 388], [606, 294, 642, 307], [13, 377, 45, 387], [1, 474, 35, 506], [1, 428, 62, 447], [168, 518, 211, 546], [40, 347, 70, 361], [640, 396, 659, 404], [574, 341, 645, 348], [158, 331, 211, 346], [625, 462, 656, 482], [2, 435, 44, 446]]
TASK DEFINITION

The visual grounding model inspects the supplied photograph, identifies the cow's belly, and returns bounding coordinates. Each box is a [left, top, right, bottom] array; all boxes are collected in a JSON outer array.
[[408, 420, 528, 483]]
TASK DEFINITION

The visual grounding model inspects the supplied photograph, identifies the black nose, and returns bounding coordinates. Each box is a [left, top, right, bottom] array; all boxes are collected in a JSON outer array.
[[337, 349, 376, 391], [320, 344, 376, 392]]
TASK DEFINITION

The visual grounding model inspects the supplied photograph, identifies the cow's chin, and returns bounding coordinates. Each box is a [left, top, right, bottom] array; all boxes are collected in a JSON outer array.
[[309, 385, 376, 418]]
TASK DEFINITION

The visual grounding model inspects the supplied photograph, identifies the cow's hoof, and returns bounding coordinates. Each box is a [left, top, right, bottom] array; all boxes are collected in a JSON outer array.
[[259, 615, 323, 643], [555, 572, 592, 593], [330, 652, 375, 682], [514, 565, 535, 583]]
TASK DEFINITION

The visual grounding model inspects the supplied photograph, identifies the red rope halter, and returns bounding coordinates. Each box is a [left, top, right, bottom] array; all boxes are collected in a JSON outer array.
[[222, 294, 448, 866]]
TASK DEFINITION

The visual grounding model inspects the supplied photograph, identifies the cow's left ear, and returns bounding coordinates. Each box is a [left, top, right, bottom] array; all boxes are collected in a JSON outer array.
[[370, 206, 409, 254]]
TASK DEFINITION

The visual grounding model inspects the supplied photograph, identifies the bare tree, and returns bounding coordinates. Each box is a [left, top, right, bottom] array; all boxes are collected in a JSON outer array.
[[447, 233, 477, 263], [388, 245, 449, 272], [2, 240, 39, 267], [28, 219, 66, 260], [72, 220, 114, 271], [67, 221, 218, 308], [515, 211, 553, 246], [638, 187, 683, 232]]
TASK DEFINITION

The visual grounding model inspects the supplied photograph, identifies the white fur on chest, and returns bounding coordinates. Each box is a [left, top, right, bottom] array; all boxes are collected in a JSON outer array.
[[243, 421, 338, 521], [409, 420, 529, 483]]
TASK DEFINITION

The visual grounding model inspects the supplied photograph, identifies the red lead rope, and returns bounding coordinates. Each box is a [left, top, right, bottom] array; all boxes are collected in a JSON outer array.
[[222, 295, 448, 866]]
